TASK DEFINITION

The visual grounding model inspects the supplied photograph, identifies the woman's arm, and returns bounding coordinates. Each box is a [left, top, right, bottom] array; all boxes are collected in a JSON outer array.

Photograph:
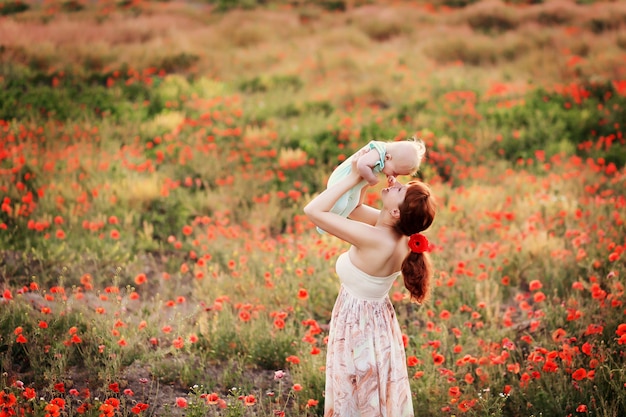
[[304, 150, 379, 246], [347, 186, 379, 226]]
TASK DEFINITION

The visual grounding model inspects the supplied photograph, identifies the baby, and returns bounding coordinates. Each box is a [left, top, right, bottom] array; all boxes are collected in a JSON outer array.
[[318, 138, 426, 233]]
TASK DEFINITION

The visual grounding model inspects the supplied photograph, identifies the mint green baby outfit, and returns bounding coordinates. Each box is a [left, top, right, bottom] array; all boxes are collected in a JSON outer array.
[[317, 141, 386, 234]]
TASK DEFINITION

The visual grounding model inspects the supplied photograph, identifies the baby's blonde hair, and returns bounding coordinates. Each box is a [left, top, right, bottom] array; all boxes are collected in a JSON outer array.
[[406, 136, 426, 176]]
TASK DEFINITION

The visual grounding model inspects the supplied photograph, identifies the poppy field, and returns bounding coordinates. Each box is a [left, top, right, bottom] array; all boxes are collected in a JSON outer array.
[[0, 0, 625, 416]]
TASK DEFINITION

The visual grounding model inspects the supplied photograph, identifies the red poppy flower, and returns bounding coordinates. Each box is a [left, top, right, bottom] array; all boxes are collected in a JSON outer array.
[[306, 399, 319, 408], [206, 393, 220, 405], [572, 368, 587, 381], [408, 234, 429, 253]]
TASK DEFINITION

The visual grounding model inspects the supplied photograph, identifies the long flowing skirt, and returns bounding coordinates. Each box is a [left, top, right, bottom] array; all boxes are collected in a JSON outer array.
[[324, 286, 414, 417]]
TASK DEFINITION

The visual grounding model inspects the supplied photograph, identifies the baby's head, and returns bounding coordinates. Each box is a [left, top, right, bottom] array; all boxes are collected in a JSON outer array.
[[381, 138, 426, 178]]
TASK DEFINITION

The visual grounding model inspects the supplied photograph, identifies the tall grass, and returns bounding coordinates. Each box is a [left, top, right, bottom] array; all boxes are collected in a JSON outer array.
[[0, 1, 625, 416]]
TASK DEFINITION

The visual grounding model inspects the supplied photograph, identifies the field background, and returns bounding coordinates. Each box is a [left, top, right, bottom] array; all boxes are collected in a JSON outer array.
[[1, 0, 625, 416]]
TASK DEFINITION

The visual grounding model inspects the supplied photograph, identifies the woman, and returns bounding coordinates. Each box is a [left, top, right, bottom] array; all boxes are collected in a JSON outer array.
[[304, 149, 436, 417]]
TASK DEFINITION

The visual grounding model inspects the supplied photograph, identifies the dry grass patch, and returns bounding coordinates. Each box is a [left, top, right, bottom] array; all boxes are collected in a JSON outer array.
[[348, 4, 417, 41], [617, 29, 626, 50], [520, 0, 581, 26], [317, 24, 372, 49], [423, 27, 531, 66], [209, 9, 303, 48], [581, 1, 626, 33], [451, 0, 520, 34]]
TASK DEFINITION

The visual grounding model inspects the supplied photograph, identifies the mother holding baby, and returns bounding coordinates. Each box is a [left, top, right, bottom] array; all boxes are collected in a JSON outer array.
[[304, 139, 436, 417]]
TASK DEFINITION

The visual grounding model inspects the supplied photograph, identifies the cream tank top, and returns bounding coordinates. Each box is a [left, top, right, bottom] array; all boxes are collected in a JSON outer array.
[[335, 252, 401, 301]]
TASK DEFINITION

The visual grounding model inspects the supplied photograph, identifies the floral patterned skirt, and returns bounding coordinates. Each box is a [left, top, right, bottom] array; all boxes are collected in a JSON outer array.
[[324, 286, 414, 417]]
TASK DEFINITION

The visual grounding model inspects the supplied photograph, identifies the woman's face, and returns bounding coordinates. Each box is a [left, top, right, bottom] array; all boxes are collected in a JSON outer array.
[[381, 179, 407, 209]]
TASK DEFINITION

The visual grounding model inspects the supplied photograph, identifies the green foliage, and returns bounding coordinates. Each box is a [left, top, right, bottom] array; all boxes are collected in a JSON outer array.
[[209, 0, 262, 12], [158, 52, 201, 73], [436, 0, 481, 8], [238, 74, 304, 93], [0, 0, 28, 15], [396, 99, 427, 121], [61, 0, 85, 12], [248, 325, 298, 370], [1, 3, 625, 415], [486, 82, 626, 166], [0, 70, 159, 122], [317, 0, 347, 12]]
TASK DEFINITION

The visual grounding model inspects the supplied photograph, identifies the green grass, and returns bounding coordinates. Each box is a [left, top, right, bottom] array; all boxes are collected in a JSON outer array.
[[0, 0, 625, 416]]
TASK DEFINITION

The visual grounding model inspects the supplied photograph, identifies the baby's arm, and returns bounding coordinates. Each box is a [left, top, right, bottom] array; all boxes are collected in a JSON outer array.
[[356, 147, 382, 186]]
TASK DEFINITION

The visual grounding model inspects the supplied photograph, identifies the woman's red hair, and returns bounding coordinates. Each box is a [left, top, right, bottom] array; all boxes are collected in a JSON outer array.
[[393, 181, 436, 303]]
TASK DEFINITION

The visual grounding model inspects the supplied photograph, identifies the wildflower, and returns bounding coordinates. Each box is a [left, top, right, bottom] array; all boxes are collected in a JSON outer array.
[[576, 404, 588, 412], [306, 399, 319, 408], [206, 392, 220, 404], [173, 337, 184, 349], [551, 328, 567, 343], [432, 352, 445, 366], [134, 274, 147, 285], [402, 333, 409, 348], [448, 386, 461, 397], [286, 355, 300, 364], [44, 403, 61, 417], [297, 288, 309, 300], [529, 280, 542, 291], [99, 403, 115, 417], [407, 356, 419, 367], [458, 399, 476, 412], [175, 397, 188, 408], [131, 403, 149, 414], [292, 384, 302, 392], [533, 292, 546, 303], [572, 368, 587, 381], [1, 392, 17, 408], [243, 395, 256, 406], [584, 324, 603, 336]]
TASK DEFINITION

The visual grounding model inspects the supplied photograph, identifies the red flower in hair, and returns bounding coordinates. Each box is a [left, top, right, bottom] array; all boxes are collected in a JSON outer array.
[[408, 233, 429, 253]]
